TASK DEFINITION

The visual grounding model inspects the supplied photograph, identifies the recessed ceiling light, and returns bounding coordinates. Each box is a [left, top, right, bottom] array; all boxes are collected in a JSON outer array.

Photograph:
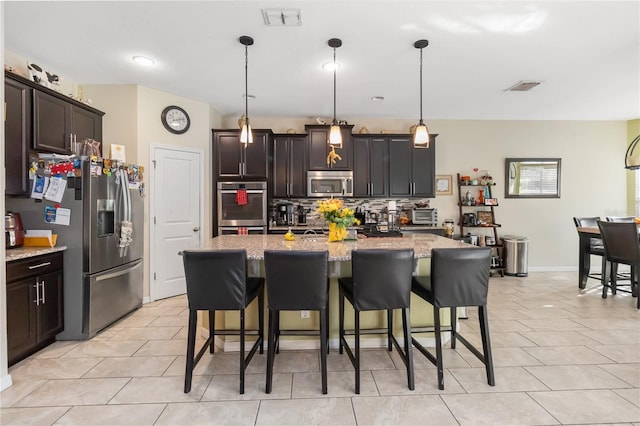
[[371, 96, 385, 101], [322, 62, 341, 71], [243, 94, 256, 100], [132, 56, 155, 66]]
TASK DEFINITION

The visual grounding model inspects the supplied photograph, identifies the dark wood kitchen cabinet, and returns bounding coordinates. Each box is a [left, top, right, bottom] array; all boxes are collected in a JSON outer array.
[[4, 77, 32, 196], [33, 91, 103, 154], [272, 134, 307, 197], [353, 136, 388, 197], [305, 124, 353, 170], [388, 134, 437, 197], [213, 129, 271, 179], [6, 251, 64, 366]]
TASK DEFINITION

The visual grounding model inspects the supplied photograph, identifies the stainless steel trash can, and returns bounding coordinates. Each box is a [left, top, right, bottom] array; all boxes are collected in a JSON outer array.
[[502, 235, 529, 277]]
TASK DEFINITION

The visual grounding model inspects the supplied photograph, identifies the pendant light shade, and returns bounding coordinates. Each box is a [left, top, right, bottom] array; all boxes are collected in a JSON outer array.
[[413, 39, 430, 148], [239, 35, 254, 144], [625, 134, 640, 169], [328, 38, 343, 147]]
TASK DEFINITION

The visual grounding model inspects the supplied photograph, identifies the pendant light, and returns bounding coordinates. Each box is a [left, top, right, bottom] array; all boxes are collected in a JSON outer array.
[[625, 135, 640, 169], [328, 38, 343, 147], [413, 39, 430, 148], [239, 35, 254, 144]]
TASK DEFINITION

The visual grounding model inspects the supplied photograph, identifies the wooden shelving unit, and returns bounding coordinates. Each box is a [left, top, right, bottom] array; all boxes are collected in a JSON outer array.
[[456, 173, 505, 277]]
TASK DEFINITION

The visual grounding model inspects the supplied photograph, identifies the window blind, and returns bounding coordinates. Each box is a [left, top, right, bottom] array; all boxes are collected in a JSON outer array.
[[517, 163, 558, 195], [635, 170, 640, 217]]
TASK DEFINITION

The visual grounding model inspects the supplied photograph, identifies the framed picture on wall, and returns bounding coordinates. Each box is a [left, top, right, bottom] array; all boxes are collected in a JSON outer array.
[[435, 175, 453, 195], [484, 198, 498, 206], [477, 211, 494, 224]]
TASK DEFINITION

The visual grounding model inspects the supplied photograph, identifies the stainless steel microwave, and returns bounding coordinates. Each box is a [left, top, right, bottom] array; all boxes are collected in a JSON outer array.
[[412, 208, 438, 225], [307, 170, 353, 197]]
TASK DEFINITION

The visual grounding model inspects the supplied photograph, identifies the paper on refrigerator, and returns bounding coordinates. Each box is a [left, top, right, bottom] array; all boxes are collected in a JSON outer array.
[[44, 176, 67, 202]]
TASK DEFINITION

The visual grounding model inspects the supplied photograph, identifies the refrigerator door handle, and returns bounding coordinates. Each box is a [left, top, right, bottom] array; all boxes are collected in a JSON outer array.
[[95, 261, 142, 282]]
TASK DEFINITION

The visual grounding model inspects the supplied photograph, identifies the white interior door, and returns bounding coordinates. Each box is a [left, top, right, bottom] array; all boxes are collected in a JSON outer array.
[[151, 146, 202, 300]]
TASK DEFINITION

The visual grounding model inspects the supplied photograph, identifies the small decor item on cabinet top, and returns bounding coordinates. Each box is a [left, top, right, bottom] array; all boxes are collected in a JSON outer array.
[[480, 170, 493, 185]]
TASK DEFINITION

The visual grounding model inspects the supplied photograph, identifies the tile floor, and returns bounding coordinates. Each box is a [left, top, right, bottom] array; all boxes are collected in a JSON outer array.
[[1, 272, 639, 425]]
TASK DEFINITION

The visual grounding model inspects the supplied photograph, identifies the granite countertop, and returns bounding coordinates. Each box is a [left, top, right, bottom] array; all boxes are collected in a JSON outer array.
[[5, 246, 67, 262], [196, 234, 468, 261], [269, 225, 445, 231]]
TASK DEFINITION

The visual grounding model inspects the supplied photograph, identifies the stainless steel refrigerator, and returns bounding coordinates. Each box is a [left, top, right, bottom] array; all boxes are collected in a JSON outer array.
[[7, 160, 144, 339]]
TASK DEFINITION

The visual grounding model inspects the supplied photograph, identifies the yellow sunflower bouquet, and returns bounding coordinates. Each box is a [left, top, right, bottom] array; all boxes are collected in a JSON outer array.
[[317, 198, 360, 241]]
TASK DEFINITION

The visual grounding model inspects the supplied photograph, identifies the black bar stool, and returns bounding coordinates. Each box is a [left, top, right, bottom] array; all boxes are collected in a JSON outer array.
[[411, 247, 495, 390], [597, 220, 640, 309], [338, 249, 415, 394], [264, 250, 330, 394], [182, 249, 264, 394]]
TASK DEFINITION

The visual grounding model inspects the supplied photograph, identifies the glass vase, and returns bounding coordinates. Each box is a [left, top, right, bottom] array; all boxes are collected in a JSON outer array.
[[328, 222, 347, 242]]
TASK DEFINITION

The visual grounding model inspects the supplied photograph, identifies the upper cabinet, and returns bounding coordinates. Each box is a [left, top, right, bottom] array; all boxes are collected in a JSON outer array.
[[353, 136, 388, 197], [306, 125, 353, 170], [272, 134, 307, 198], [4, 77, 32, 196], [213, 129, 271, 180], [4, 71, 104, 195], [33, 91, 103, 154], [388, 134, 437, 197]]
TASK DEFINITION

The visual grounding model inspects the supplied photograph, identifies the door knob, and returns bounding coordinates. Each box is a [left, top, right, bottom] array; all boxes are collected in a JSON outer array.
[[193, 227, 200, 232]]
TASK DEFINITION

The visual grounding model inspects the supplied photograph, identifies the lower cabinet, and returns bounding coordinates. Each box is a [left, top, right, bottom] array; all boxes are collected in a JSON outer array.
[[6, 251, 64, 366]]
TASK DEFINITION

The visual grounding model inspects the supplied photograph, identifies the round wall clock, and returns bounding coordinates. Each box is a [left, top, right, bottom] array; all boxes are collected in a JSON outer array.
[[161, 105, 190, 134]]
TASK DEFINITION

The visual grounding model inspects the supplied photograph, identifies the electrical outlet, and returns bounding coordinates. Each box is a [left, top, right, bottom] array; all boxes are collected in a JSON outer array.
[[300, 310, 310, 319]]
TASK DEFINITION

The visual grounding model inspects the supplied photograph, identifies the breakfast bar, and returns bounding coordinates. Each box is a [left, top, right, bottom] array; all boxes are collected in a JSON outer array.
[[193, 233, 469, 350]]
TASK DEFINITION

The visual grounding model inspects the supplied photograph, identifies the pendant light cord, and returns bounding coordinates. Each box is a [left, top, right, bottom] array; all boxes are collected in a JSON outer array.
[[333, 47, 337, 124], [419, 46, 424, 126], [244, 44, 249, 123]]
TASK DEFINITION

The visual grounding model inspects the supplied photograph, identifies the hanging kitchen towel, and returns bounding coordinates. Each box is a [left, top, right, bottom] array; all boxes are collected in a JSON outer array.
[[236, 189, 248, 205]]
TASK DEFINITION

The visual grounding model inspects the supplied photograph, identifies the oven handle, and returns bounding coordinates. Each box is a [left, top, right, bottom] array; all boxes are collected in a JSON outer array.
[[219, 190, 265, 194]]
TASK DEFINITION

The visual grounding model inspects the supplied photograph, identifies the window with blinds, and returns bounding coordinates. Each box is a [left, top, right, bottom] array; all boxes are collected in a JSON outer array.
[[636, 170, 640, 217], [517, 162, 558, 195]]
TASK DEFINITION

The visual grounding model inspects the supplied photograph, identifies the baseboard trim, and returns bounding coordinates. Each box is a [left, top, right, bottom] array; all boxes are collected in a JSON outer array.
[[0, 373, 13, 391]]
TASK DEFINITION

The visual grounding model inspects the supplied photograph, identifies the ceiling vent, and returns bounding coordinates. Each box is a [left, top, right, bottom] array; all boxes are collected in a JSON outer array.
[[262, 9, 302, 26], [505, 81, 541, 92]]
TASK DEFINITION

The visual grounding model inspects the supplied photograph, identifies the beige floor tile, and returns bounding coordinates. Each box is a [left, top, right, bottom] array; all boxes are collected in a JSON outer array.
[[164, 352, 267, 377], [132, 339, 189, 356], [83, 356, 176, 378], [110, 314, 157, 329], [442, 392, 559, 425], [523, 345, 615, 365], [529, 389, 640, 424], [326, 348, 395, 371], [588, 344, 640, 363], [293, 370, 379, 397], [156, 401, 259, 426], [269, 350, 320, 373], [256, 397, 356, 426], [109, 375, 210, 404], [157, 295, 188, 307], [353, 395, 458, 425], [460, 347, 543, 368], [463, 331, 538, 348], [394, 347, 471, 370], [110, 326, 181, 340], [201, 372, 291, 401], [579, 329, 640, 345], [484, 309, 532, 320], [517, 308, 579, 319], [614, 388, 640, 408], [479, 319, 533, 333], [55, 404, 165, 425], [148, 315, 189, 327], [599, 363, 640, 387], [516, 318, 588, 331], [525, 365, 631, 390], [520, 330, 599, 346], [572, 318, 640, 330], [91, 328, 120, 340], [9, 358, 103, 380], [60, 340, 146, 358], [373, 368, 465, 395], [32, 341, 79, 359], [450, 366, 548, 393], [15, 378, 129, 407], [131, 306, 185, 316], [0, 379, 48, 408], [0, 406, 69, 426]]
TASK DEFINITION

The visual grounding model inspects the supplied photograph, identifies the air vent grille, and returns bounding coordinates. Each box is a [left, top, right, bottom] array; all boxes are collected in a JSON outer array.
[[262, 9, 302, 26], [506, 81, 541, 92]]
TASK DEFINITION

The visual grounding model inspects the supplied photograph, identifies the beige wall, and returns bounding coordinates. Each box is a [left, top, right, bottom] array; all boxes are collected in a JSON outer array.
[[225, 115, 628, 270]]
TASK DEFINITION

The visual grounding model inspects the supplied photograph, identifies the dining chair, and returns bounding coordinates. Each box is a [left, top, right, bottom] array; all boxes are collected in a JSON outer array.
[[338, 249, 415, 394], [411, 247, 495, 390], [181, 249, 264, 394], [606, 216, 636, 222], [573, 217, 607, 286], [597, 221, 639, 308], [263, 250, 330, 394]]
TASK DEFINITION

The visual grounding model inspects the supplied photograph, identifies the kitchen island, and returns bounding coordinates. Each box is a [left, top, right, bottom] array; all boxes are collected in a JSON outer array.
[[193, 234, 469, 351]]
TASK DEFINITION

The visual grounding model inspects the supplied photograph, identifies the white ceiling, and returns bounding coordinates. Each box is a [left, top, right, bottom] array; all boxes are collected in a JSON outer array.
[[4, 1, 640, 121]]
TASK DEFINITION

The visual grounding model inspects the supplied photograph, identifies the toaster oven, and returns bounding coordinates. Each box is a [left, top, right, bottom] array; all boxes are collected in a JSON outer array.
[[412, 208, 438, 225]]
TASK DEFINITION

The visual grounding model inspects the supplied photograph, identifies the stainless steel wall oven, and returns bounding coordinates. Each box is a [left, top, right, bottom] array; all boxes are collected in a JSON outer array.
[[216, 181, 267, 235]]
